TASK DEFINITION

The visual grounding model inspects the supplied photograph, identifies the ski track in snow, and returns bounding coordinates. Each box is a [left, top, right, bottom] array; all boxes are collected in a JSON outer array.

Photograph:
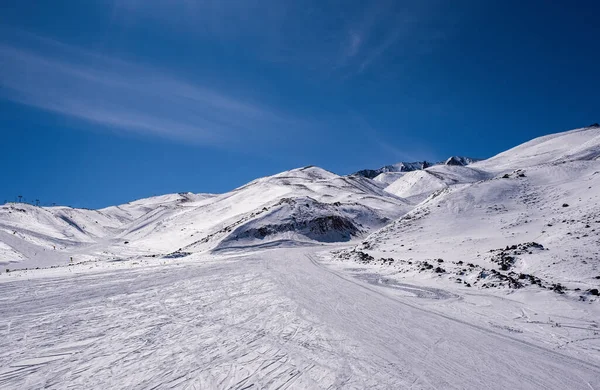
[[0, 249, 598, 389]]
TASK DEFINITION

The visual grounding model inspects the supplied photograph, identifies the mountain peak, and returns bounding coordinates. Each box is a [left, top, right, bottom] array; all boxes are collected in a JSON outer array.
[[271, 166, 338, 181], [444, 156, 479, 166]]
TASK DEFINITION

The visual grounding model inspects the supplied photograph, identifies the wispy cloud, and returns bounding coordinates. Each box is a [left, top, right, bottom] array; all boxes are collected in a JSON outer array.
[[107, 0, 451, 77], [338, 1, 451, 75], [345, 32, 363, 60], [0, 31, 296, 145]]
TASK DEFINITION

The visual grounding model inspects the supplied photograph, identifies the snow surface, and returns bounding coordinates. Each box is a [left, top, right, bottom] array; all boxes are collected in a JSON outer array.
[[2, 126, 600, 388], [352, 126, 600, 298], [371, 171, 406, 185], [472, 126, 600, 172], [1, 249, 599, 389], [383, 165, 490, 203]]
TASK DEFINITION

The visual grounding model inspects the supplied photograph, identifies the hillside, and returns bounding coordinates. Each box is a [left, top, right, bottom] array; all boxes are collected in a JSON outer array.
[[0, 167, 408, 268], [2, 126, 600, 303], [336, 125, 600, 300]]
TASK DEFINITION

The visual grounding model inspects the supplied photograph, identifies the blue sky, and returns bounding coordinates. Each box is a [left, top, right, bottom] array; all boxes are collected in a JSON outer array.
[[1, 0, 599, 208]]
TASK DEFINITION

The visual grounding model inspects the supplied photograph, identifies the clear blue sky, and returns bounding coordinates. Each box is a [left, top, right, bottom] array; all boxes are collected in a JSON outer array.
[[1, 0, 599, 208]]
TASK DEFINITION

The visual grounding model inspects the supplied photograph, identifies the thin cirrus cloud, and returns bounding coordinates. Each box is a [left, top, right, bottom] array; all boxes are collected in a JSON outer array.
[[110, 0, 450, 76], [342, 1, 451, 75], [0, 33, 295, 146]]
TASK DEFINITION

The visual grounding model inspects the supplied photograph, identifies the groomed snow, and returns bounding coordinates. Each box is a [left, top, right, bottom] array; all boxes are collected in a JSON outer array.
[[1, 249, 598, 389]]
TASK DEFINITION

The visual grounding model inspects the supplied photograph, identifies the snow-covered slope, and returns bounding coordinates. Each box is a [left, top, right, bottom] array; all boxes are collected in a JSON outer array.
[[338, 125, 600, 300], [0, 193, 217, 268], [0, 167, 409, 268], [472, 126, 600, 172], [372, 171, 407, 185], [3, 125, 600, 293], [3, 248, 599, 389], [177, 167, 409, 253], [384, 165, 491, 202]]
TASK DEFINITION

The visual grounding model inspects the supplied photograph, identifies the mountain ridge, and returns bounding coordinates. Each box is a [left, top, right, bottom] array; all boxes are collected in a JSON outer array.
[[352, 155, 480, 180], [2, 124, 600, 304]]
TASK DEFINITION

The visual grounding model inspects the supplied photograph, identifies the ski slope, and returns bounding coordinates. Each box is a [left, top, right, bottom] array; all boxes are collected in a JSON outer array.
[[1, 249, 598, 389]]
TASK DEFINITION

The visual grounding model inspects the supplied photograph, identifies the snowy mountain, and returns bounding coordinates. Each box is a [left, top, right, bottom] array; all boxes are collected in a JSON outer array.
[[2, 126, 600, 304], [353, 161, 432, 179], [444, 155, 479, 166], [337, 125, 600, 300], [3, 125, 600, 389], [383, 164, 491, 203], [353, 156, 479, 185], [0, 166, 409, 268]]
